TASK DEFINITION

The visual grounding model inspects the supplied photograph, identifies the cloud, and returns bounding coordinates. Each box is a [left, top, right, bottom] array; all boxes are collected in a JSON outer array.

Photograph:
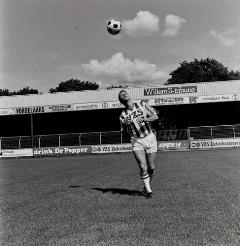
[[122, 11, 159, 37], [210, 29, 237, 47], [81, 52, 168, 85], [162, 14, 186, 37], [233, 55, 240, 71]]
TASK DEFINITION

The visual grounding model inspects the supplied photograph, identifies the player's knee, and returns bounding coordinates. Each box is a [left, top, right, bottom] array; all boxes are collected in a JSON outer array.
[[137, 160, 147, 170], [148, 168, 155, 177]]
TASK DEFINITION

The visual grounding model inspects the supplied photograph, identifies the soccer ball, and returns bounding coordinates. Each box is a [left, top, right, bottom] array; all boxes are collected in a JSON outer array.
[[106, 19, 122, 35]]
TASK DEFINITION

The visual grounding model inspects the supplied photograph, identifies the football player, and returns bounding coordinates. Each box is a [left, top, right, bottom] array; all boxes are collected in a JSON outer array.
[[119, 90, 158, 199]]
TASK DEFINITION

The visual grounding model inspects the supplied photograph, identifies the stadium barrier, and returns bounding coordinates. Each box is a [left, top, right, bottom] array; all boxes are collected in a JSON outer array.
[[0, 149, 33, 158], [190, 138, 240, 149], [1, 124, 240, 157], [188, 125, 239, 139], [0, 129, 188, 149], [158, 140, 189, 151]]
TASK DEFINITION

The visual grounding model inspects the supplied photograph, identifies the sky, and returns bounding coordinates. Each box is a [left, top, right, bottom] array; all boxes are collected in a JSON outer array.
[[0, 0, 240, 92]]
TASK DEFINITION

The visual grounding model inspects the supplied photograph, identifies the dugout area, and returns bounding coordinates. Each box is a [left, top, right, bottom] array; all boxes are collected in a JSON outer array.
[[0, 101, 239, 138]]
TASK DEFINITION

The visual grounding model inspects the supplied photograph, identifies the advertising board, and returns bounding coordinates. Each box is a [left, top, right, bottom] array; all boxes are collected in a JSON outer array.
[[46, 104, 73, 112], [34, 144, 132, 155], [74, 99, 156, 111], [144, 86, 197, 96], [0, 108, 15, 116], [189, 94, 240, 104], [191, 138, 240, 149], [33, 146, 91, 156], [74, 103, 100, 111], [154, 97, 189, 106], [158, 141, 189, 151], [0, 149, 33, 158], [91, 144, 132, 153], [15, 106, 46, 114]]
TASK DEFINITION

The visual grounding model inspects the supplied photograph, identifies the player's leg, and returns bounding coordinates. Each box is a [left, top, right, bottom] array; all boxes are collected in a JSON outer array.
[[146, 151, 156, 182], [133, 150, 152, 194], [146, 132, 158, 183]]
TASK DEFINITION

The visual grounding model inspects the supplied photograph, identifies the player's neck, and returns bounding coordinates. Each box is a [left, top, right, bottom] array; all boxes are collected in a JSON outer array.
[[126, 100, 134, 110]]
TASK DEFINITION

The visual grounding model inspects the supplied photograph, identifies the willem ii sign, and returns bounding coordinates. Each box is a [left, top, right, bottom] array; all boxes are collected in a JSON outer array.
[[144, 86, 197, 96]]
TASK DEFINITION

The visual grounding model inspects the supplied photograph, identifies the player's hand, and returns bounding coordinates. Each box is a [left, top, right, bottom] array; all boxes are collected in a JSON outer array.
[[138, 115, 147, 123], [123, 117, 131, 125]]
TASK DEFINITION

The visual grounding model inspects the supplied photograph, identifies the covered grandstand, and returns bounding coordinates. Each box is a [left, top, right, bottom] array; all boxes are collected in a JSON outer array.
[[0, 80, 240, 155]]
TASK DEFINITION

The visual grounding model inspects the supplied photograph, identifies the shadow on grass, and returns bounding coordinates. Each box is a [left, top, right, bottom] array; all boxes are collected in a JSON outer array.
[[92, 187, 144, 196], [69, 185, 81, 188]]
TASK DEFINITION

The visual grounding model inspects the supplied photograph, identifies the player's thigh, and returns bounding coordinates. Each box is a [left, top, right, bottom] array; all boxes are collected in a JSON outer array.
[[133, 150, 148, 171], [145, 132, 157, 154]]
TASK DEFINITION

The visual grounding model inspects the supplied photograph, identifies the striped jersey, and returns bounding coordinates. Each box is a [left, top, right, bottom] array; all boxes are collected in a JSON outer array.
[[119, 101, 157, 138]]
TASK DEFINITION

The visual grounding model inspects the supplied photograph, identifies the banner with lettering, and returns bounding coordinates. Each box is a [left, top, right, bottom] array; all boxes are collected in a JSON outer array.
[[0, 149, 33, 158], [191, 138, 240, 149], [33, 146, 92, 156], [158, 141, 189, 151]]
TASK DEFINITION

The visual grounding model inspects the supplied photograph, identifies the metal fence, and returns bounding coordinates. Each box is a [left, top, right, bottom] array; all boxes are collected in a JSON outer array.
[[0, 124, 239, 150], [0, 129, 188, 149], [188, 124, 240, 140]]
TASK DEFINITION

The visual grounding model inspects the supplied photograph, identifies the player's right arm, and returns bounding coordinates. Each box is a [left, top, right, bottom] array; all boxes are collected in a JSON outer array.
[[119, 115, 131, 133], [120, 114, 131, 125]]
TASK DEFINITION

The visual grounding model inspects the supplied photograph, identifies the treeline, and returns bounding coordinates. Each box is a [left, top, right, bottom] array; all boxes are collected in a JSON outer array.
[[0, 79, 99, 96], [166, 58, 240, 84], [1, 58, 240, 96], [0, 86, 39, 96]]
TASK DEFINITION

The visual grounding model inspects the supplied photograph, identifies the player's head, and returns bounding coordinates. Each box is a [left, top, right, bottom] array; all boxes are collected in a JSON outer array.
[[118, 90, 130, 104]]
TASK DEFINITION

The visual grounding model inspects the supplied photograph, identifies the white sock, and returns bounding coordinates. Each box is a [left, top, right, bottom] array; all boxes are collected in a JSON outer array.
[[141, 174, 152, 193]]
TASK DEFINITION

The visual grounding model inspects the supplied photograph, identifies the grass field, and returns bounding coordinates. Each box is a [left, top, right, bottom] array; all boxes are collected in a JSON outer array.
[[1, 149, 240, 246]]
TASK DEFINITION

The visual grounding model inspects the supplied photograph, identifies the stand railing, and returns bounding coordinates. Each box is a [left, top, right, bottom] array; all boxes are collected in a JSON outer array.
[[1, 124, 240, 150], [0, 129, 188, 149]]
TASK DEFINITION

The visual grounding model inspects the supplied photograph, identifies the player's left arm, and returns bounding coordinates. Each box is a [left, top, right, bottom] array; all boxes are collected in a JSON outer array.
[[145, 109, 158, 122], [140, 101, 159, 122]]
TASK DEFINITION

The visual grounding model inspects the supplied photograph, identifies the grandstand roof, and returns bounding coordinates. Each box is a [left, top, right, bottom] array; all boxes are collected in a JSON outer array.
[[0, 80, 240, 114]]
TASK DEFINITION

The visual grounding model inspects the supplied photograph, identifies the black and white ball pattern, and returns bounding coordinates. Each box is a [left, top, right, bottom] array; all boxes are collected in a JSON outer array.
[[107, 19, 122, 35]]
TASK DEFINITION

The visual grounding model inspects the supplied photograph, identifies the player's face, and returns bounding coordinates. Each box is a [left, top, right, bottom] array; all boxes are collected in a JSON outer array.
[[119, 90, 130, 102]]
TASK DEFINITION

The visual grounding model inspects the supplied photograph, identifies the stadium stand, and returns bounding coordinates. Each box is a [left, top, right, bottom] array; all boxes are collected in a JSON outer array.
[[0, 80, 240, 153]]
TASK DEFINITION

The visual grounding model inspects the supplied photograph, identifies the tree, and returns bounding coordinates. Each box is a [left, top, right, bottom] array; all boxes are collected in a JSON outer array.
[[49, 79, 99, 93], [11, 86, 39, 95], [166, 58, 240, 85], [0, 89, 10, 96], [228, 70, 240, 80], [0, 86, 38, 96], [107, 85, 128, 90]]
